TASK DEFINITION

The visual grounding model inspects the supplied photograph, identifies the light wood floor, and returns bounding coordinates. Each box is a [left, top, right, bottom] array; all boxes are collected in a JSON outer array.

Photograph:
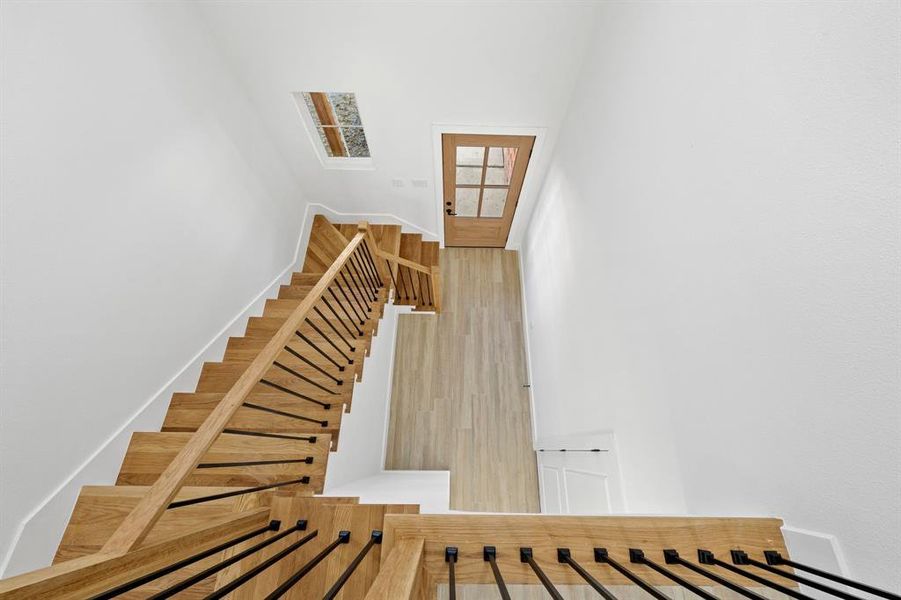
[[385, 248, 540, 513]]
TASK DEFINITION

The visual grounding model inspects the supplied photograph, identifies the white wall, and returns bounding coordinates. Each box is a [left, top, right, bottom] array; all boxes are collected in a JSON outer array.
[[325, 471, 451, 515], [522, 0, 900, 589], [0, 1, 306, 575], [192, 1, 602, 247]]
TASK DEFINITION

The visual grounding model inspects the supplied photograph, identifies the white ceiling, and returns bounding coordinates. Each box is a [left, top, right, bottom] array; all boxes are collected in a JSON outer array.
[[194, 1, 601, 244]]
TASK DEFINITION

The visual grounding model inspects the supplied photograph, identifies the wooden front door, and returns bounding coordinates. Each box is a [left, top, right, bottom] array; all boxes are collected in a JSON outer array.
[[442, 133, 535, 247]]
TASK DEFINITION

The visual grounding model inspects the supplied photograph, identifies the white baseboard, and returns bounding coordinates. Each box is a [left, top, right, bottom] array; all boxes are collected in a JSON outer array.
[[308, 202, 438, 241], [0, 202, 414, 577], [511, 244, 539, 448]]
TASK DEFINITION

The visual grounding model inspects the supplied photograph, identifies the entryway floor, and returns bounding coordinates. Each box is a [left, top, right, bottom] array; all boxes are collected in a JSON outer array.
[[385, 248, 540, 513]]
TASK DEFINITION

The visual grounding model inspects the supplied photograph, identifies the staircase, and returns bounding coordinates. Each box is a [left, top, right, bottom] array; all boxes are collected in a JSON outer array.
[[0, 216, 892, 600]]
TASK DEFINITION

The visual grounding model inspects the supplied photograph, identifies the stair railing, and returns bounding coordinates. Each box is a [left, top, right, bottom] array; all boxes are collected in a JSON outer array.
[[371, 247, 442, 312], [98, 222, 383, 556], [0, 222, 387, 598], [361, 514, 901, 600]]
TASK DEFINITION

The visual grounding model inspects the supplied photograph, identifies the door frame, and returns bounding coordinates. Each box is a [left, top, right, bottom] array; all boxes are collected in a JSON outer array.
[[431, 124, 547, 249]]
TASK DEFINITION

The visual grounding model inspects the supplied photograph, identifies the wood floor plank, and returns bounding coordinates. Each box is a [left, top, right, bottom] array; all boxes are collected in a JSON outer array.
[[385, 248, 539, 513]]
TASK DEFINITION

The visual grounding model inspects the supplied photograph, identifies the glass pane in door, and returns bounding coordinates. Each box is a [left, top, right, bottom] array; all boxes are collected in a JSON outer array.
[[455, 188, 479, 216], [480, 187, 508, 218], [484, 147, 517, 184], [455, 166, 482, 185], [456, 146, 484, 166]]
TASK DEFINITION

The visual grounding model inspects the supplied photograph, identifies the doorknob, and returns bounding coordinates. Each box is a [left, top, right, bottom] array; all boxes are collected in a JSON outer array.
[[446, 208, 457, 216]]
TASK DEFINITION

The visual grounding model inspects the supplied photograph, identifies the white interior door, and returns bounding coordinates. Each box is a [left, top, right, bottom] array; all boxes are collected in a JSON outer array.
[[537, 434, 624, 514]]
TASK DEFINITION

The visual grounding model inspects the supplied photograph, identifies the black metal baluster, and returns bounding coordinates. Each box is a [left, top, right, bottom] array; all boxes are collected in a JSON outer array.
[[732, 551, 866, 600], [339, 270, 370, 317], [203, 530, 319, 599], [445, 547, 458, 600], [243, 402, 328, 427], [347, 253, 376, 303], [395, 262, 409, 299], [520, 548, 564, 600], [403, 266, 418, 301], [355, 250, 379, 297], [309, 309, 357, 352], [293, 331, 345, 371], [361, 240, 385, 287], [322, 531, 383, 600], [148, 520, 307, 599], [697, 550, 814, 600], [351, 251, 378, 299], [419, 271, 432, 306], [283, 346, 343, 386], [272, 361, 338, 396], [264, 531, 351, 599], [360, 240, 383, 286], [381, 256, 399, 296], [483, 546, 512, 600], [168, 478, 310, 509], [329, 285, 365, 329], [557, 548, 618, 600], [222, 429, 317, 444], [86, 521, 280, 599], [763, 551, 900, 600], [258, 379, 331, 409], [196, 457, 312, 469], [595, 548, 672, 600], [629, 549, 717, 600], [662, 550, 768, 600]]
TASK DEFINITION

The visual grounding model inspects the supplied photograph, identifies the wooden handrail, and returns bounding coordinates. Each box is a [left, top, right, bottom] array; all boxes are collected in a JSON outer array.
[[0, 508, 270, 599], [371, 244, 440, 311], [375, 248, 432, 274], [100, 226, 371, 554]]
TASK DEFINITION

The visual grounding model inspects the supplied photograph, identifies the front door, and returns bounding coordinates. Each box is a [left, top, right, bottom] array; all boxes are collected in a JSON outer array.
[[442, 133, 535, 247]]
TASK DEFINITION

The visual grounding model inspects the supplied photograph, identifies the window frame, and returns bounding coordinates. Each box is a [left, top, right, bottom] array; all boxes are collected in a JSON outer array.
[[292, 92, 375, 171]]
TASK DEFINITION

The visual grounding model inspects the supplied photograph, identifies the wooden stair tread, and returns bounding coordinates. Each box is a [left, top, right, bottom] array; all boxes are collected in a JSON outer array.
[[420, 241, 439, 268], [243, 316, 375, 357], [334, 223, 402, 258], [53, 486, 275, 563], [372, 225, 402, 256], [398, 233, 423, 264], [225, 336, 367, 384], [196, 362, 352, 406], [261, 297, 386, 335], [210, 353, 351, 392], [116, 432, 330, 492], [162, 392, 343, 446], [302, 216, 357, 274]]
